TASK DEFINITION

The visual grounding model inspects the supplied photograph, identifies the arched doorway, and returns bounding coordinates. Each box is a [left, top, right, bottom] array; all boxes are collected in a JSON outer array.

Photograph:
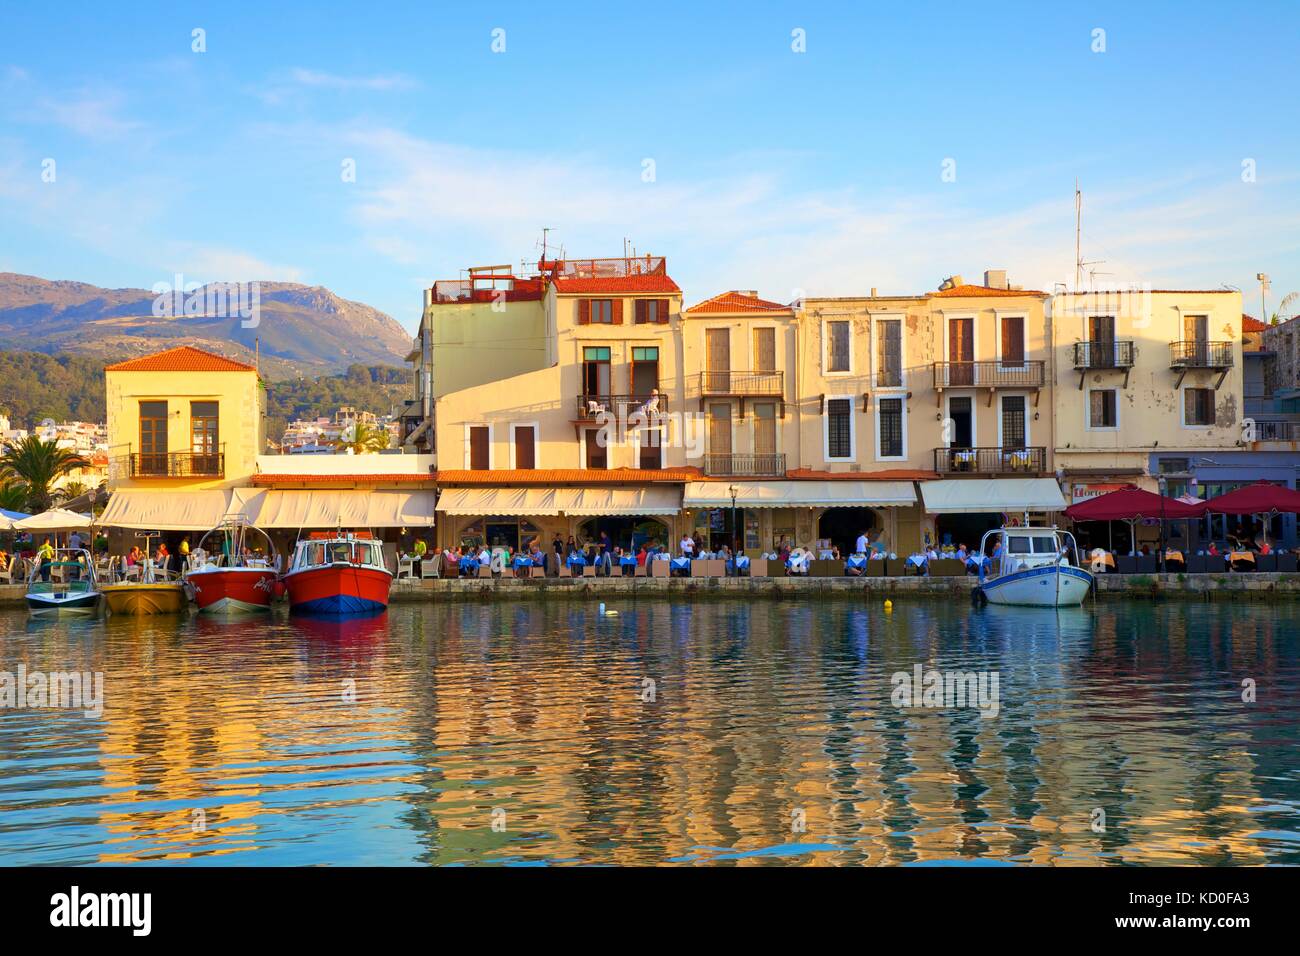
[[578, 516, 670, 552], [818, 507, 880, 555]]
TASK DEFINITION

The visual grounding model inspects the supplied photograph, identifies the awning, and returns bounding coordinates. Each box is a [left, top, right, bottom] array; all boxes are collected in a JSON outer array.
[[683, 480, 917, 508], [919, 478, 1067, 515], [435, 486, 682, 516], [99, 489, 236, 531], [14, 508, 94, 531], [246, 489, 435, 528]]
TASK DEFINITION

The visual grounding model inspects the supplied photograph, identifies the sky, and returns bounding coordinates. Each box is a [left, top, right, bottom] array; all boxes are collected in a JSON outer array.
[[1, 1, 1298, 334]]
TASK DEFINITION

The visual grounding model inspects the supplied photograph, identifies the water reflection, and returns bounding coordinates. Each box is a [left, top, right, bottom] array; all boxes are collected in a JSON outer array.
[[0, 598, 1296, 866]]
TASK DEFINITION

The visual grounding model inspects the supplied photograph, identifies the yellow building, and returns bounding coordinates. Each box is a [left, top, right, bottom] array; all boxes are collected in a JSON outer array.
[[105, 345, 266, 491], [1051, 289, 1244, 501]]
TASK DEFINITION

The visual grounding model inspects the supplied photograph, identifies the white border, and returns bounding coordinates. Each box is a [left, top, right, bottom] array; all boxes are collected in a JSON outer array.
[[464, 422, 494, 470], [822, 318, 854, 376], [822, 393, 856, 462], [508, 421, 540, 468], [870, 313, 906, 391], [874, 395, 907, 461], [1083, 388, 1120, 432]]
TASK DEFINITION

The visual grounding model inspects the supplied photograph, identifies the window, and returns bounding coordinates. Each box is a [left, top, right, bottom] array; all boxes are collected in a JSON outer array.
[[513, 425, 536, 469], [1184, 388, 1215, 426], [582, 346, 611, 396], [638, 428, 662, 469], [753, 328, 776, 372], [1008, 536, 1032, 554], [753, 402, 777, 455], [190, 400, 220, 474], [877, 397, 904, 458], [708, 403, 732, 456], [584, 428, 607, 469], [1001, 395, 1026, 448], [1088, 389, 1117, 429], [826, 398, 852, 459], [876, 319, 902, 387], [635, 299, 669, 324], [138, 400, 168, 475], [1158, 458, 1191, 475], [631, 346, 659, 397], [1000, 315, 1025, 367], [590, 299, 614, 324], [827, 320, 851, 373], [468, 426, 490, 470]]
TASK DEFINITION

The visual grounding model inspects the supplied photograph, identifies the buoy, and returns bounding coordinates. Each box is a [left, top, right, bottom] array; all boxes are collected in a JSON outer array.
[[599, 602, 606, 615], [605, 610, 619, 616], [883, 599, 893, 613]]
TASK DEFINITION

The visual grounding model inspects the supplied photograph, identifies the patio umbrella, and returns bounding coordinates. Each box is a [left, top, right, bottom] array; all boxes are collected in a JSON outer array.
[[1201, 481, 1300, 547], [13, 508, 94, 532], [0, 508, 31, 531], [1063, 486, 1207, 521]]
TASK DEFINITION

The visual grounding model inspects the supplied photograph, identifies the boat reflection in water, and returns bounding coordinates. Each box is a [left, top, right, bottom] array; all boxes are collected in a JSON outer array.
[[0, 598, 1296, 866]]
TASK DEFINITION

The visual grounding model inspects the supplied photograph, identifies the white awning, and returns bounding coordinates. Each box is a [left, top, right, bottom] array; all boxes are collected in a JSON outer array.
[[919, 478, 1067, 515], [99, 489, 235, 531], [436, 486, 682, 517], [245, 489, 436, 528], [683, 480, 917, 509], [13, 507, 94, 531]]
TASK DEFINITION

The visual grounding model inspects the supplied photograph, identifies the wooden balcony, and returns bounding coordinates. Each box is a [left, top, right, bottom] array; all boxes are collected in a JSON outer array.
[[122, 450, 225, 478], [703, 453, 786, 477], [933, 446, 1046, 476]]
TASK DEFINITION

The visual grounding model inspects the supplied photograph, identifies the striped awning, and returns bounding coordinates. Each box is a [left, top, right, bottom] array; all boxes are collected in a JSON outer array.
[[436, 486, 681, 517], [683, 480, 917, 508], [919, 478, 1067, 515]]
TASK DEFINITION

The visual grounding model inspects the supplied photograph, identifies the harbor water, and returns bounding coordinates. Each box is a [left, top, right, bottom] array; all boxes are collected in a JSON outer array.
[[0, 598, 1297, 866]]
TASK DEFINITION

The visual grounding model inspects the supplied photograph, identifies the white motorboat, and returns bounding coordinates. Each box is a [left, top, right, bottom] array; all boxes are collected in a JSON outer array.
[[972, 526, 1093, 607]]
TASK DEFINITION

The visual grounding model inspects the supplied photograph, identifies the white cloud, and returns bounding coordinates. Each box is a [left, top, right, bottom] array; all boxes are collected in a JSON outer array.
[[33, 88, 142, 139], [288, 68, 416, 91]]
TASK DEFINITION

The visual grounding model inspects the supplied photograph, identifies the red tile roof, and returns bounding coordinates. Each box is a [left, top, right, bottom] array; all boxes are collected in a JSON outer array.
[[434, 467, 700, 485], [252, 473, 432, 485], [685, 291, 793, 315], [1242, 314, 1267, 333], [551, 274, 681, 294], [787, 468, 938, 481], [105, 345, 258, 372], [929, 285, 1046, 298]]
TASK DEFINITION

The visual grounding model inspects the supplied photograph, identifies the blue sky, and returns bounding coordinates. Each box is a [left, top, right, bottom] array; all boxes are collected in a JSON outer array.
[[2, 1, 1298, 333]]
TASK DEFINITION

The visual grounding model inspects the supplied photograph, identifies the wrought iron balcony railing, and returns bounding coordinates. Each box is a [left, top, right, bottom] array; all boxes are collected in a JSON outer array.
[[931, 361, 1045, 389], [698, 370, 784, 396], [1169, 341, 1233, 368], [1253, 420, 1300, 442], [1073, 341, 1135, 369], [933, 446, 1047, 476], [575, 393, 668, 421], [125, 450, 225, 478], [703, 452, 786, 477]]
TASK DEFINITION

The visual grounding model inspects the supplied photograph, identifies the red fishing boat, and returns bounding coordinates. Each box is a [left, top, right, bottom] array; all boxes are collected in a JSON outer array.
[[183, 519, 280, 614], [282, 532, 392, 616]]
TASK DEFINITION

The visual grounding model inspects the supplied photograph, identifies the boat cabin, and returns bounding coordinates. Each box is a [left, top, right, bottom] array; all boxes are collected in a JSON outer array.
[[978, 526, 1080, 579], [290, 534, 386, 573]]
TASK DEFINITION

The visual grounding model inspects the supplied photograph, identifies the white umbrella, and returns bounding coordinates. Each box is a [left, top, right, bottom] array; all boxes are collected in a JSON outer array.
[[13, 508, 94, 531]]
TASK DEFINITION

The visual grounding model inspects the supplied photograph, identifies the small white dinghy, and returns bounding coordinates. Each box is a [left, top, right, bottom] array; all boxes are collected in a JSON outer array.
[[972, 526, 1093, 608], [25, 548, 103, 618]]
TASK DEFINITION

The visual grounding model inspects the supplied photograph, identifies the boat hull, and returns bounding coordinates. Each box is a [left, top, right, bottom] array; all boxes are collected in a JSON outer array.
[[284, 563, 391, 616], [102, 583, 187, 616], [26, 592, 101, 617], [982, 564, 1093, 607], [185, 567, 278, 614]]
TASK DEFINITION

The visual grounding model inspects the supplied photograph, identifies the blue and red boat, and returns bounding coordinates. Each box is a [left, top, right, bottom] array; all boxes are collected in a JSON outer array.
[[282, 532, 392, 616]]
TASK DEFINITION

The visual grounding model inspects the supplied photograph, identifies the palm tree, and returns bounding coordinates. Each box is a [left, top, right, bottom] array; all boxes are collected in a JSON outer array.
[[1269, 291, 1298, 326], [0, 436, 90, 512], [56, 480, 90, 504], [333, 420, 390, 455], [0, 480, 28, 513]]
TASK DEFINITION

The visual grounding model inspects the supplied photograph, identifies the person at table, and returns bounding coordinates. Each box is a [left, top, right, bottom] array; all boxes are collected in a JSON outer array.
[[854, 529, 870, 557], [956, 544, 969, 562], [36, 538, 55, 581], [566, 548, 587, 570], [155, 540, 171, 568], [845, 551, 866, 577], [636, 543, 649, 568], [777, 537, 791, 564], [679, 534, 695, 559], [869, 533, 888, 557]]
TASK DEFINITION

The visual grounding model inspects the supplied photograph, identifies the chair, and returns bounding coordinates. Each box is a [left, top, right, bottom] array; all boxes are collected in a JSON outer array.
[[557, 564, 572, 578], [477, 565, 492, 578], [634, 563, 647, 577], [420, 559, 440, 579], [397, 557, 415, 580], [581, 565, 596, 577], [528, 566, 545, 578], [1255, 554, 1278, 572], [1185, 554, 1210, 573], [1278, 553, 1298, 573], [1134, 555, 1158, 574], [930, 558, 965, 577], [809, 559, 840, 577], [650, 558, 670, 578], [0, 560, 20, 585], [1115, 556, 1138, 574]]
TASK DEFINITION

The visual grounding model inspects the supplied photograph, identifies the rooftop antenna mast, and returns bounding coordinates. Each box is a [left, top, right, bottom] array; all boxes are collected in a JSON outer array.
[[1074, 180, 1082, 292]]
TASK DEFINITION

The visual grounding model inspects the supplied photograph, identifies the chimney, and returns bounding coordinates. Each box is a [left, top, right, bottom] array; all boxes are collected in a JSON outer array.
[[984, 269, 1008, 290], [737, 290, 759, 299]]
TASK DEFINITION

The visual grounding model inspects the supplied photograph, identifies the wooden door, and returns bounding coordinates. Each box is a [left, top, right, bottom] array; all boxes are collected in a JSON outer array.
[[948, 317, 974, 385]]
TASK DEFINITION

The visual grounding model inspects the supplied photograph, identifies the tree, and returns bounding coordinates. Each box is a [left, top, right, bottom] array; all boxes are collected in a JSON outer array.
[[0, 481, 28, 513], [0, 436, 90, 512], [56, 480, 89, 503], [1269, 291, 1298, 326], [333, 420, 390, 455]]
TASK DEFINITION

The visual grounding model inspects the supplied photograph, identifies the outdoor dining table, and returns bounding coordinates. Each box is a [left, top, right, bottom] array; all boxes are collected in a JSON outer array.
[[1229, 551, 1255, 570], [845, 556, 868, 573], [670, 556, 691, 572], [458, 556, 478, 574]]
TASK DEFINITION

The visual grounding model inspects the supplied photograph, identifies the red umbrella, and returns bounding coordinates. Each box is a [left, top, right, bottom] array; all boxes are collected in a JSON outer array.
[[1201, 481, 1300, 515], [1064, 485, 1207, 521]]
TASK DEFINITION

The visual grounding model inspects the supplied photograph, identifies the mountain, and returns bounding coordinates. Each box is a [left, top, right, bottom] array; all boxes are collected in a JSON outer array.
[[0, 273, 414, 381]]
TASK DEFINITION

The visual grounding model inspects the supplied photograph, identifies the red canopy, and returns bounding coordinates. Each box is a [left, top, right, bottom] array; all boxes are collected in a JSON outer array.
[[1201, 481, 1300, 515], [1064, 485, 1207, 522]]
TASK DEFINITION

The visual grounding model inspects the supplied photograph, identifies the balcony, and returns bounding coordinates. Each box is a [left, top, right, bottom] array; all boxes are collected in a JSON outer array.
[[933, 446, 1047, 476], [1253, 420, 1300, 443], [703, 452, 786, 477], [1073, 340, 1135, 388], [575, 393, 668, 421], [123, 450, 225, 478], [1169, 340, 1233, 388], [931, 361, 1045, 390], [698, 370, 784, 398]]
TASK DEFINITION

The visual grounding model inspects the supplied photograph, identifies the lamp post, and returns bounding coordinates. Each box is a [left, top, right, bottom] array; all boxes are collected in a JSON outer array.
[[728, 484, 738, 553], [1157, 474, 1168, 574]]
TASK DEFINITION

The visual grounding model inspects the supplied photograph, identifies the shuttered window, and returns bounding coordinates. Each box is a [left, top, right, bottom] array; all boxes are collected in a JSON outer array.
[[827, 321, 850, 372], [876, 319, 901, 386], [1088, 390, 1117, 428], [513, 425, 535, 469], [469, 426, 490, 470], [753, 327, 776, 372], [878, 398, 903, 458], [635, 299, 670, 324], [1184, 388, 1215, 426], [1000, 396, 1026, 448], [584, 428, 607, 469], [1000, 315, 1025, 366], [826, 398, 852, 458], [754, 402, 777, 454]]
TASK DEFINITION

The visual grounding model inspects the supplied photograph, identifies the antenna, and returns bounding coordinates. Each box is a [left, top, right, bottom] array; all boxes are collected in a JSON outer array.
[[1074, 180, 1082, 292]]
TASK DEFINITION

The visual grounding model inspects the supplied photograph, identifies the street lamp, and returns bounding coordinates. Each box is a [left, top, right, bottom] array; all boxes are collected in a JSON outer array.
[[727, 483, 738, 553]]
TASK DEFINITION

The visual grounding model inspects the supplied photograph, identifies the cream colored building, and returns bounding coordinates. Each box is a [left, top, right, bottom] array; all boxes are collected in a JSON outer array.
[[1051, 289, 1244, 502]]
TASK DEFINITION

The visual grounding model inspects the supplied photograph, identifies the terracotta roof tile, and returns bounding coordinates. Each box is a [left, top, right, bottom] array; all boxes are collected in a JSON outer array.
[[685, 291, 793, 315], [252, 473, 432, 485], [1242, 314, 1267, 333], [929, 285, 1046, 298], [105, 345, 258, 372], [434, 467, 700, 485], [551, 274, 681, 294]]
